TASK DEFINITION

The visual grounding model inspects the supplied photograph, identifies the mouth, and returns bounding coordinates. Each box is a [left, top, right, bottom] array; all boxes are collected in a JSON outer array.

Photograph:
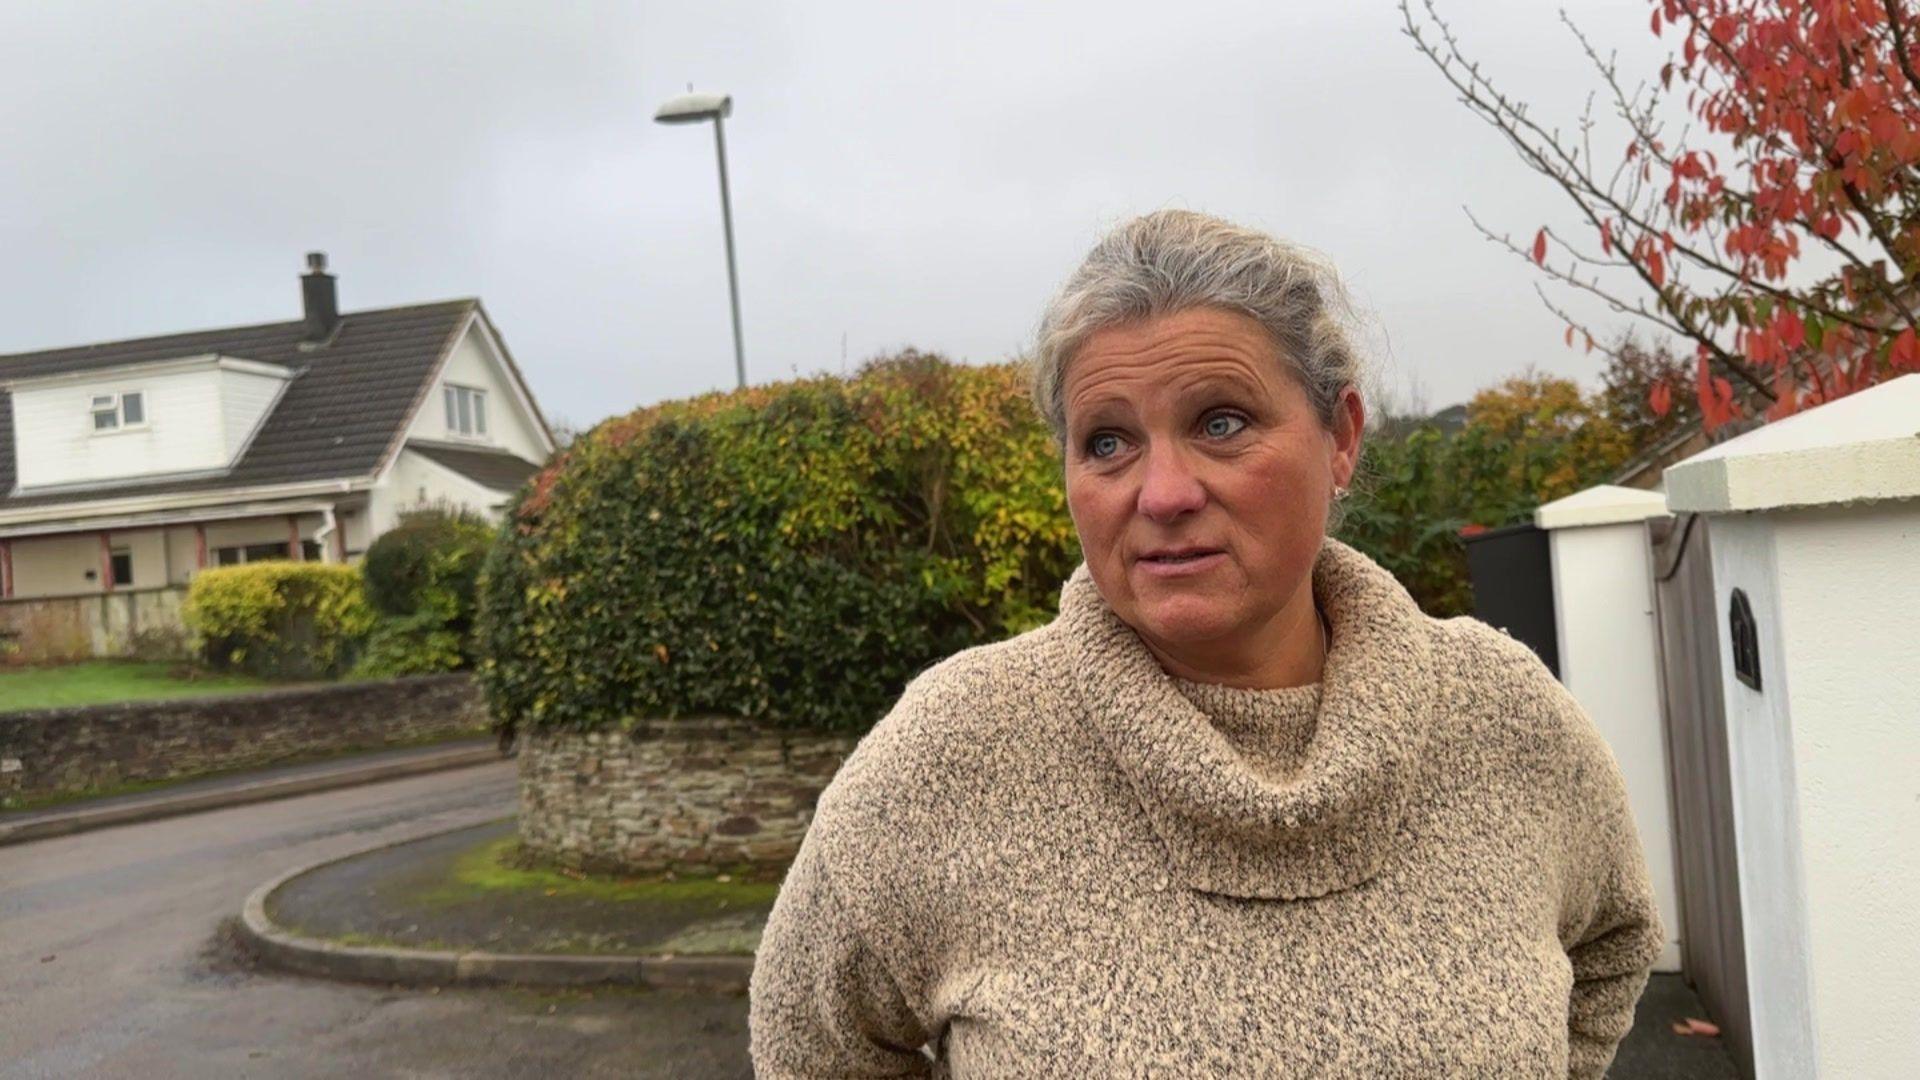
[[1134, 546, 1227, 575]]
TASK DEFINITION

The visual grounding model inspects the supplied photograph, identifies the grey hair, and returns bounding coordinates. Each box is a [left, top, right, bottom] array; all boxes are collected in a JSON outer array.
[[1030, 209, 1367, 444]]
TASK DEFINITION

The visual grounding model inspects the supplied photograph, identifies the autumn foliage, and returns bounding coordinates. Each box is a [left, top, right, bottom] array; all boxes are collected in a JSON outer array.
[[475, 352, 1077, 735], [1407, 0, 1920, 431]]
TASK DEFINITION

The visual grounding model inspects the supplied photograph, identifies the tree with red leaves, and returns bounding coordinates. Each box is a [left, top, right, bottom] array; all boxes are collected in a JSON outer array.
[[1404, 0, 1920, 431]]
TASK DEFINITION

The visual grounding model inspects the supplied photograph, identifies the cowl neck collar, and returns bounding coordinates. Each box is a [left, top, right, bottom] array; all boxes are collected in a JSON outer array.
[[1057, 538, 1436, 900]]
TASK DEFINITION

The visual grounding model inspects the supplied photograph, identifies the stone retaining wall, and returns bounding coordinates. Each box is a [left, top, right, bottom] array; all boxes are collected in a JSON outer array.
[[517, 720, 856, 877], [0, 673, 488, 806]]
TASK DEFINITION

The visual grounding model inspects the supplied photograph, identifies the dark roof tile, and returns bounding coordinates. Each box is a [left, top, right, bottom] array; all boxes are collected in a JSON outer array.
[[0, 300, 476, 511], [406, 441, 544, 493]]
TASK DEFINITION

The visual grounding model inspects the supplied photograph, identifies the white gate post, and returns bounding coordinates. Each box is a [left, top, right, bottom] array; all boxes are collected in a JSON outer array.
[[1664, 373, 1920, 1080], [1535, 484, 1681, 974]]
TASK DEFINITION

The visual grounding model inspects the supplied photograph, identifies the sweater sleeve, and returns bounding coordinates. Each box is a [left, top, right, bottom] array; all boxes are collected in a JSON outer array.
[[1558, 716, 1666, 1080], [749, 825, 934, 1079]]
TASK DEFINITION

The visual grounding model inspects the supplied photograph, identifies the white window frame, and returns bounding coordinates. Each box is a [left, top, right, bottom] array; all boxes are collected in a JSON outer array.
[[443, 383, 489, 440], [87, 389, 149, 435]]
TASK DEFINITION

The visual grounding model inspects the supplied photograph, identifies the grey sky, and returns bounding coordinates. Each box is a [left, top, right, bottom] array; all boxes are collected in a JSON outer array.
[[0, 1, 1666, 431]]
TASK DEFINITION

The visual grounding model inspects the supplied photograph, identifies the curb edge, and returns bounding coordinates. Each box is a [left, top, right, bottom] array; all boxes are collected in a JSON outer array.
[[235, 825, 755, 994]]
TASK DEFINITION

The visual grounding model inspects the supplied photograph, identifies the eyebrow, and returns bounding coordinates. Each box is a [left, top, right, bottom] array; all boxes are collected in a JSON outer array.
[[1164, 368, 1269, 409]]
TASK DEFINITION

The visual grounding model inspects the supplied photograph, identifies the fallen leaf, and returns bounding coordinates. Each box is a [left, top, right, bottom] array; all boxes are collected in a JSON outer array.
[[39, 955, 55, 963]]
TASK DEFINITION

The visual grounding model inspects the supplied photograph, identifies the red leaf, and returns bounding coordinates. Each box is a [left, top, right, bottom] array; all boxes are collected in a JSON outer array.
[[1600, 220, 1614, 255], [1651, 380, 1673, 417], [1777, 309, 1805, 350], [1533, 228, 1548, 266], [1647, 250, 1667, 287], [1894, 328, 1920, 370], [1696, 355, 1726, 432], [1564, 325, 1575, 348], [1651, 10, 1663, 35]]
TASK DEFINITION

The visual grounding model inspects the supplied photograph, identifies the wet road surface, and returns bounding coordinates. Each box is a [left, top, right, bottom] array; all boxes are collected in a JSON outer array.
[[0, 762, 750, 1079]]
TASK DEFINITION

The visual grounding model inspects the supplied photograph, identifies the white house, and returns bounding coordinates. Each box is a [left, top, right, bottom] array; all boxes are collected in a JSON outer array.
[[0, 254, 556, 601]]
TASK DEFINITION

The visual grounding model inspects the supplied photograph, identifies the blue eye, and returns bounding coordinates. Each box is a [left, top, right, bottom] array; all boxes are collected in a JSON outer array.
[[1202, 412, 1248, 438], [1088, 432, 1123, 458]]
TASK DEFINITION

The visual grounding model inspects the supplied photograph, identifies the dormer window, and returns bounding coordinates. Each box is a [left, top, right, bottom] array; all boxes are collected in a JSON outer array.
[[444, 384, 487, 438], [90, 391, 146, 432]]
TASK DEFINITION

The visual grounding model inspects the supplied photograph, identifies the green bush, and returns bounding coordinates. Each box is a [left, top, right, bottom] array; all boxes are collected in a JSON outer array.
[[476, 351, 1076, 736], [183, 562, 374, 679], [355, 507, 497, 677], [1340, 373, 1640, 617], [361, 507, 495, 620]]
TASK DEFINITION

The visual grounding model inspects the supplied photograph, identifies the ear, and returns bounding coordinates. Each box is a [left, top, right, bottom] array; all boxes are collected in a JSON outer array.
[[1328, 385, 1365, 488]]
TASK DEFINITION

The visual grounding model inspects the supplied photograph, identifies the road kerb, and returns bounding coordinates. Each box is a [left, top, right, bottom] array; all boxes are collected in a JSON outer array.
[[236, 827, 755, 993], [0, 742, 503, 847]]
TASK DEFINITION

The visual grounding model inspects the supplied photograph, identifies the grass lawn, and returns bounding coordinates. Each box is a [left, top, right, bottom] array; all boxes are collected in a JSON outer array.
[[0, 660, 272, 712]]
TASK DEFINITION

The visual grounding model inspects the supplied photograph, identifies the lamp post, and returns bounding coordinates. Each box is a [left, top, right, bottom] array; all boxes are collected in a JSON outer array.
[[654, 91, 746, 389]]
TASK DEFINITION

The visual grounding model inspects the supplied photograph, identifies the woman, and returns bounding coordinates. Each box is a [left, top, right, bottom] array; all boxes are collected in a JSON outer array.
[[750, 209, 1663, 1078]]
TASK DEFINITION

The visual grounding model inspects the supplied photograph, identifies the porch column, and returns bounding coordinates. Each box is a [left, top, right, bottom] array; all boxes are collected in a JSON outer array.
[[1, 539, 12, 599], [99, 531, 114, 592], [195, 524, 208, 569], [287, 515, 302, 561]]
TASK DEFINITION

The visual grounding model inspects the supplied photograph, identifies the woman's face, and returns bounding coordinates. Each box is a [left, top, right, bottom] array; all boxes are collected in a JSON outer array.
[[1062, 307, 1363, 667]]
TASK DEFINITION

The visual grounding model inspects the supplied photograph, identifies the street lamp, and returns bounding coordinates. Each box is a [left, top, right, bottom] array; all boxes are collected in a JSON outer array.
[[655, 91, 746, 390]]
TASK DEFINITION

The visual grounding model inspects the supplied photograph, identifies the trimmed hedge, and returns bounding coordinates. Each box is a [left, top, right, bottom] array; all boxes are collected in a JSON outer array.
[[182, 562, 375, 679], [476, 352, 1076, 735], [355, 507, 496, 676]]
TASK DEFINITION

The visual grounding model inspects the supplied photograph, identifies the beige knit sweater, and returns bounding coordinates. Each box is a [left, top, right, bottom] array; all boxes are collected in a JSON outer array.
[[750, 538, 1664, 1078]]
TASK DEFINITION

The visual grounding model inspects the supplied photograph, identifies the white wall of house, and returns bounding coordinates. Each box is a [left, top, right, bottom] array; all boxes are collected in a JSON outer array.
[[201, 514, 328, 563], [8, 359, 290, 491], [8, 534, 104, 597], [368, 449, 507, 537], [164, 526, 199, 586], [2, 513, 347, 599], [219, 368, 288, 461], [339, 506, 373, 559], [404, 322, 546, 462], [6, 529, 168, 598]]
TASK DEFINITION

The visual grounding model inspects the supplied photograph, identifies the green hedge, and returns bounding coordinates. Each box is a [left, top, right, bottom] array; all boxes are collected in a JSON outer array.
[[182, 562, 375, 679], [476, 352, 1076, 735], [355, 507, 497, 677]]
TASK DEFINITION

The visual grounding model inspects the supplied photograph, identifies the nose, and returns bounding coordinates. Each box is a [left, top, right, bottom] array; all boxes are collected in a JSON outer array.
[[1135, 442, 1206, 523]]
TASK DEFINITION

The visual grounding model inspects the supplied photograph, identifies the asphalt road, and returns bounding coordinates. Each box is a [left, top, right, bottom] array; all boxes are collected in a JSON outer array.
[[0, 763, 751, 1079]]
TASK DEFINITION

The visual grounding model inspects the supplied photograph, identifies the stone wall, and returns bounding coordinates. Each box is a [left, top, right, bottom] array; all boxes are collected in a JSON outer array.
[[0, 673, 488, 805], [517, 719, 856, 877]]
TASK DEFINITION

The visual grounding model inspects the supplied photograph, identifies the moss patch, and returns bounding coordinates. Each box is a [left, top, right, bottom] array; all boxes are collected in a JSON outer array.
[[421, 838, 782, 909]]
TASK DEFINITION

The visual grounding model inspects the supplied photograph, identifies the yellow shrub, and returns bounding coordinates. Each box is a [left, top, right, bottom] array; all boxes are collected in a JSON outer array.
[[183, 562, 374, 678]]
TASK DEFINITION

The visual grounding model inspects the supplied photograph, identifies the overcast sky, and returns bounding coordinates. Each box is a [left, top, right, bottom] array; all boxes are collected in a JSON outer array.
[[0, 1, 1669, 432]]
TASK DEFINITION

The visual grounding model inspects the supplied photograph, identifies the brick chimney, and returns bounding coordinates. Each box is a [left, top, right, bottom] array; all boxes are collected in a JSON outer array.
[[301, 252, 339, 342]]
